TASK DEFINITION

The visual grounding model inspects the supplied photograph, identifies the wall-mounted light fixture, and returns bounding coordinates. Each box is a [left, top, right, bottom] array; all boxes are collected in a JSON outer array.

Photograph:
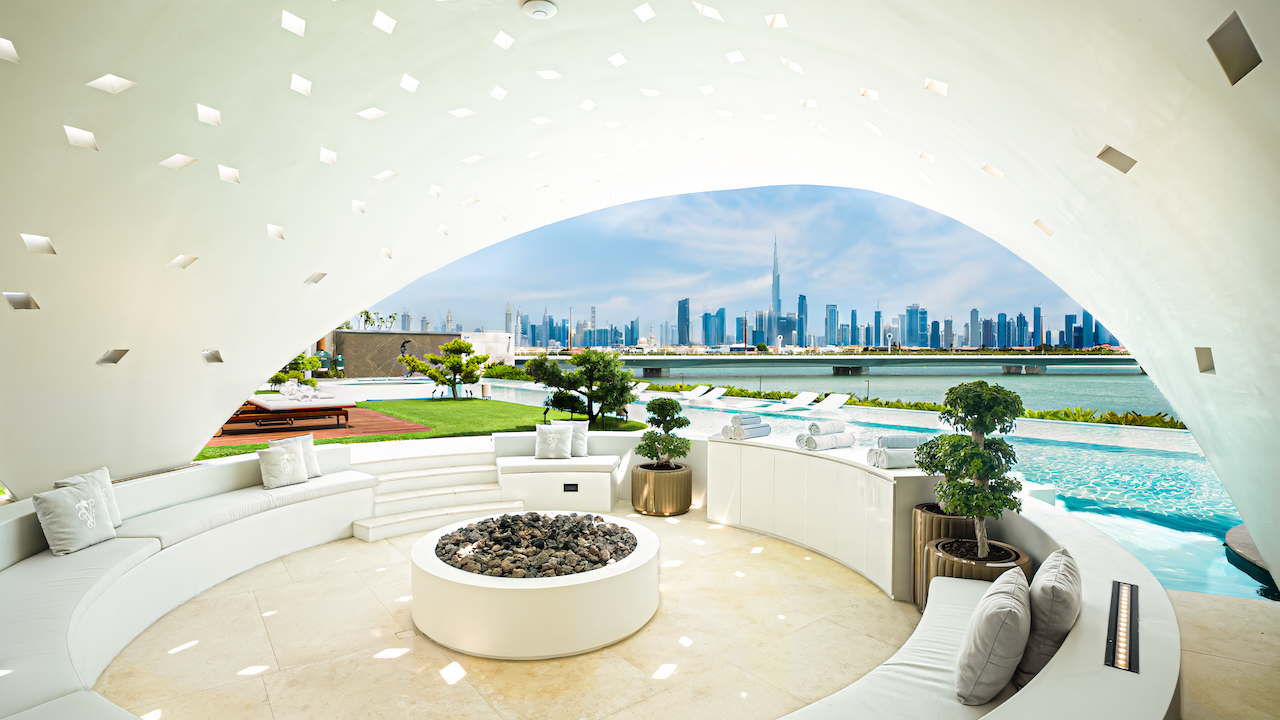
[[1105, 580, 1139, 672]]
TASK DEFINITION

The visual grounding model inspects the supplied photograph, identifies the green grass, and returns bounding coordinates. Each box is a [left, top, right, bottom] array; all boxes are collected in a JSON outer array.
[[196, 398, 645, 461]]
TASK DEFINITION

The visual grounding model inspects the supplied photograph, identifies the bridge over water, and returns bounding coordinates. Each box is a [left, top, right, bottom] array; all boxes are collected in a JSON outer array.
[[516, 353, 1141, 376]]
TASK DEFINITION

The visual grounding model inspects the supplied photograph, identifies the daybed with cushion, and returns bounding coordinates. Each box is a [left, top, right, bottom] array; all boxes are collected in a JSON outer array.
[[491, 427, 639, 514], [0, 444, 377, 719]]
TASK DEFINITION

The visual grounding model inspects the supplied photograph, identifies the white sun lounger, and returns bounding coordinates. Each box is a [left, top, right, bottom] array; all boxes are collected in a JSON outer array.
[[632, 382, 651, 395], [787, 392, 852, 413], [690, 387, 728, 403], [760, 391, 820, 413], [679, 385, 711, 400]]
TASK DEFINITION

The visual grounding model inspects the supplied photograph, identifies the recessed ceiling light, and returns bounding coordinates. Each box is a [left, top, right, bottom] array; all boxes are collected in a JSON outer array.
[[461, 197, 480, 206], [531, 116, 552, 125], [319, 148, 337, 165], [351, 200, 366, 213], [96, 349, 128, 364], [634, 3, 656, 21], [536, 70, 562, 80], [865, 121, 881, 136], [812, 123, 828, 134], [716, 109, 734, 118], [640, 88, 662, 97], [373, 170, 398, 181], [63, 126, 98, 151], [21, 234, 55, 255], [762, 113, 777, 121], [429, 185, 442, 197], [920, 172, 934, 187], [608, 53, 627, 67], [725, 50, 745, 63], [800, 98, 817, 108], [765, 14, 787, 28], [372, 10, 396, 34], [201, 350, 224, 364], [167, 255, 198, 269], [526, 151, 547, 158], [381, 247, 393, 260], [267, 224, 285, 240], [924, 77, 948, 96], [159, 154, 198, 170], [400, 74, 419, 93], [981, 163, 1004, 179], [781, 57, 804, 75], [918, 150, 935, 163], [290, 73, 311, 96], [1208, 11, 1262, 86], [860, 88, 879, 100], [3, 292, 39, 310], [303, 273, 326, 284], [357, 107, 387, 120], [1097, 145, 1137, 174], [449, 108, 475, 118], [1034, 219, 1055, 236], [491, 85, 508, 100], [0, 38, 19, 64], [580, 99, 596, 111], [218, 165, 240, 183], [281, 10, 305, 37], [438, 224, 449, 236], [461, 155, 483, 164], [699, 84, 715, 95], [693, 3, 723, 21], [493, 31, 515, 50], [522, 0, 557, 19], [86, 74, 137, 94], [196, 104, 221, 126], [605, 121, 625, 128]]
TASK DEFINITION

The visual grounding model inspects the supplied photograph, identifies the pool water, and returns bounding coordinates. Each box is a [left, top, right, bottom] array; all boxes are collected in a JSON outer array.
[[485, 381, 1273, 600]]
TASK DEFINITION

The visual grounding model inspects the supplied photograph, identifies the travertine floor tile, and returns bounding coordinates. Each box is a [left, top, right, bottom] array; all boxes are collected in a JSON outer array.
[[824, 595, 921, 648], [728, 619, 898, 703], [127, 677, 272, 720], [195, 560, 292, 601], [604, 661, 805, 720], [356, 561, 415, 631], [1170, 589, 1280, 668], [256, 572, 401, 669], [96, 592, 277, 709], [608, 607, 736, 687], [280, 536, 406, 583], [1179, 650, 1280, 719], [387, 529, 431, 560]]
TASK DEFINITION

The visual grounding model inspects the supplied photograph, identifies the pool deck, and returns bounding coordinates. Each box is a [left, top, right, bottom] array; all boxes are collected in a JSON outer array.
[[1169, 589, 1280, 718], [208, 407, 431, 446]]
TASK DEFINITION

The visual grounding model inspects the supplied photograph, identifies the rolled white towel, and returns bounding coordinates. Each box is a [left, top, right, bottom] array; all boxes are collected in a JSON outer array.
[[721, 426, 735, 439], [795, 434, 809, 449], [732, 423, 772, 440], [808, 420, 847, 436], [871, 447, 918, 469], [732, 414, 763, 427], [876, 434, 930, 449], [810, 432, 857, 451]]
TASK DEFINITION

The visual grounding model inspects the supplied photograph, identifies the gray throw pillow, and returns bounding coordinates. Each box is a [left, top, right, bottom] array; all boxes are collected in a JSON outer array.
[[33, 481, 117, 556], [54, 466, 122, 528], [551, 420, 589, 457], [534, 424, 573, 459], [268, 433, 321, 478], [258, 443, 308, 488], [1014, 548, 1082, 686], [955, 568, 1031, 705]]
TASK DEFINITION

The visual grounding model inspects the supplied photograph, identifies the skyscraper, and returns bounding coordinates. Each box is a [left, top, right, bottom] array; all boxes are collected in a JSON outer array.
[[997, 312, 1007, 348], [797, 294, 808, 348], [1081, 309, 1094, 348], [715, 308, 727, 345], [850, 310, 858, 346], [969, 309, 980, 347], [918, 308, 928, 347], [825, 305, 839, 346], [677, 298, 690, 346], [874, 309, 882, 346], [445, 309, 454, 333], [906, 305, 920, 348], [769, 237, 781, 344], [504, 303, 513, 334], [930, 321, 941, 348], [943, 317, 953, 348], [1064, 314, 1077, 349], [1016, 312, 1028, 347], [420, 316, 429, 332], [1032, 306, 1042, 348], [590, 306, 597, 331], [982, 319, 995, 347]]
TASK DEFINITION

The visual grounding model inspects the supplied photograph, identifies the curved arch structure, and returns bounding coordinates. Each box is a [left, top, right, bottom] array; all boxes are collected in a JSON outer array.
[[1, 1, 1277, 569]]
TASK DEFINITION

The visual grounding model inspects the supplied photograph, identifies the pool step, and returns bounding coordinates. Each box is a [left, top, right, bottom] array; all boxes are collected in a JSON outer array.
[[374, 465, 499, 494], [374, 482, 503, 516], [353, 500, 525, 542]]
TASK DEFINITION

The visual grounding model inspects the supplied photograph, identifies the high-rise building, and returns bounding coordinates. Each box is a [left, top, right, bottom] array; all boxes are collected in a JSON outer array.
[[797, 294, 808, 348], [898, 314, 907, 345], [420, 316, 429, 332], [445, 309, 454, 333], [874, 309, 882, 347], [825, 305, 839, 346], [905, 305, 920, 348], [850, 310, 859, 346], [736, 316, 747, 345], [715, 308, 727, 346], [590, 306, 597, 331], [982, 319, 995, 347], [1016, 312, 1028, 347], [769, 238, 781, 344], [505, 303, 513, 334], [943, 317, 954, 348], [930, 321, 941, 348], [997, 312, 1008, 348], [919, 308, 928, 347], [963, 322, 970, 347], [1032, 306, 1042, 348], [1081, 309, 1094, 348], [839, 324, 850, 345], [677, 299, 690, 345], [400, 313, 410, 331], [1064, 314, 1077, 348]]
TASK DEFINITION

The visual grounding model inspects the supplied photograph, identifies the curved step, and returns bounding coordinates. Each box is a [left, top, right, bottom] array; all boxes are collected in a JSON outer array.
[[353, 500, 525, 542], [374, 482, 503, 516], [376, 465, 499, 494]]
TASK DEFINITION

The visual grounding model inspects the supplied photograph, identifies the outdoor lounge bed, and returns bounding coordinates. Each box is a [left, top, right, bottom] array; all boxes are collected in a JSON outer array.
[[215, 396, 356, 436]]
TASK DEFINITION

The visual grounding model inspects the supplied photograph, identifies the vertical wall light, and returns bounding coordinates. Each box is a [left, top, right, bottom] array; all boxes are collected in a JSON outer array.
[[1105, 581, 1139, 672]]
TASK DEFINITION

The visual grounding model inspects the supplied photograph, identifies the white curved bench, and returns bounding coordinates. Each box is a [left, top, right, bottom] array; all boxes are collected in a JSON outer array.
[[0, 446, 377, 718]]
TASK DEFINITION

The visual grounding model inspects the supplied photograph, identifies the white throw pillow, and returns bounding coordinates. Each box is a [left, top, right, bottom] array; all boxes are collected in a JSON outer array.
[[32, 481, 117, 556], [551, 420, 589, 457], [1014, 548, 1082, 686], [955, 568, 1032, 705], [534, 424, 573, 460], [258, 443, 308, 488], [54, 466, 122, 528], [268, 433, 322, 478]]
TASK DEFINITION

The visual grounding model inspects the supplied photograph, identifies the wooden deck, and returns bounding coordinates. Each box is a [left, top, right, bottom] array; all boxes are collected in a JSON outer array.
[[207, 407, 431, 446]]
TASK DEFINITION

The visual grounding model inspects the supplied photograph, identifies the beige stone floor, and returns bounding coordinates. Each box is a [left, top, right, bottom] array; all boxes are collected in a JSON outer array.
[[96, 504, 921, 720], [1168, 589, 1280, 719]]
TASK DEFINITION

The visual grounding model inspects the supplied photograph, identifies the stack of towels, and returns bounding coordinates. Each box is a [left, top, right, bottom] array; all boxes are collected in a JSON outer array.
[[721, 414, 772, 440], [795, 420, 857, 451], [868, 434, 930, 469]]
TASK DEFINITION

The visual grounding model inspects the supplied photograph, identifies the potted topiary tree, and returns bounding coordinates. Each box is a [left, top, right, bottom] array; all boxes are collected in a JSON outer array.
[[399, 339, 489, 400], [913, 381, 1030, 608], [632, 398, 693, 516]]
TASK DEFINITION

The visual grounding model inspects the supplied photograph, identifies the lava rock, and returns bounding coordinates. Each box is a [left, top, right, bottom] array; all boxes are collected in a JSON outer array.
[[436, 513, 638, 578]]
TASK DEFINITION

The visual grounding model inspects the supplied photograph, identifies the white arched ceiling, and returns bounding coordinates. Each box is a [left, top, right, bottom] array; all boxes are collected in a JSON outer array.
[[1, 0, 1277, 568]]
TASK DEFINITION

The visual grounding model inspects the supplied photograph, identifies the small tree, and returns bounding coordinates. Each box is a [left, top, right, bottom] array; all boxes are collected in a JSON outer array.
[[525, 348, 636, 428], [914, 381, 1024, 558], [399, 339, 489, 400], [755, 342, 769, 353], [269, 353, 321, 388], [635, 398, 692, 470], [543, 389, 587, 423]]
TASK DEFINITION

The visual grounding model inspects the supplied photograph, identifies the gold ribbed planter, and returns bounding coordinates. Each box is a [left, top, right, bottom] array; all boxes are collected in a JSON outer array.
[[631, 463, 692, 516], [912, 504, 975, 611], [923, 538, 1031, 609]]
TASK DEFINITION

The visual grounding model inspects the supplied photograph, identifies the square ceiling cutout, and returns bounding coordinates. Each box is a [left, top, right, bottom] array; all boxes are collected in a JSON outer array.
[[634, 3, 656, 21], [461, 197, 480, 207], [373, 170, 398, 181], [801, 98, 817, 108], [693, 3, 723, 21], [449, 108, 475, 118], [494, 31, 514, 50], [699, 85, 715, 95], [196, 104, 221, 126], [924, 77, 948, 96], [1034, 219, 1055, 237], [303, 272, 327, 284], [526, 151, 546, 158], [762, 113, 777, 121], [1097, 145, 1137, 174], [981, 163, 1004, 179], [3, 292, 39, 310], [580, 99, 596, 111], [605, 121, 625, 129], [201, 350, 224, 364], [716, 109, 734, 118], [401, 74, 419, 93], [159, 154, 198, 170], [64, 126, 98, 151], [462, 155, 483, 164], [429, 185, 442, 197], [536, 70, 562, 79], [531, 116, 552, 124], [357, 107, 387, 120], [21, 234, 55, 255], [491, 85, 508, 100], [640, 88, 662, 97], [725, 50, 745, 63], [167, 255, 198, 269], [865, 121, 882, 136], [352, 200, 366, 213], [291, 73, 311, 96], [381, 247, 393, 260], [96, 349, 128, 364], [0, 38, 19, 64], [765, 14, 787, 28], [267, 224, 285, 240], [438, 224, 449, 236], [373, 10, 396, 34], [281, 10, 305, 36], [1208, 11, 1262, 85], [608, 53, 627, 67], [860, 88, 879, 100], [86, 74, 137, 94], [218, 165, 240, 183], [319, 147, 337, 165], [920, 172, 934, 187], [781, 57, 804, 75]]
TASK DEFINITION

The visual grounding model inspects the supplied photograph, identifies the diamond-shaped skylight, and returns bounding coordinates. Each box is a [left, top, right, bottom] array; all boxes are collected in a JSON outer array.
[[1034, 219, 1055, 237], [725, 51, 745, 63], [303, 273, 327, 284], [96, 349, 127, 364], [981, 163, 1004, 179], [699, 85, 715, 95], [429, 185, 442, 198], [640, 88, 662, 97], [801, 98, 817, 108], [281, 10, 305, 37], [812, 123, 828, 134], [635, 4, 656, 21], [291, 73, 311, 96], [357, 108, 387, 120], [762, 114, 777, 121], [21, 234, 55, 255], [64, 126, 98, 151], [494, 31, 514, 50], [352, 200, 366, 213], [531, 117, 551, 125], [924, 78, 948, 96], [196, 104, 221, 126], [920, 172, 935, 187], [438, 224, 449, 236], [159, 154, 197, 170], [526, 151, 546, 158], [864, 121, 882, 136], [536, 70, 562, 80], [461, 198, 480, 207], [373, 170, 398, 181], [201, 350, 224, 364], [580, 99, 596, 111], [267, 224, 285, 240], [449, 108, 475, 118], [218, 165, 241, 183], [781, 57, 804, 75], [919, 151, 935, 163], [373, 10, 396, 34], [498, 211, 509, 221], [86, 74, 137, 94], [0, 38, 19, 64], [319, 148, 337, 165], [609, 53, 627, 67], [693, 3, 724, 21], [3, 292, 39, 310], [461, 155, 483, 164], [491, 86, 508, 100], [400, 74, 419, 93], [381, 247, 393, 260], [716, 110, 734, 118], [860, 88, 879, 100], [765, 14, 787, 28], [167, 255, 198, 269], [1097, 145, 1137, 174], [605, 121, 625, 129]]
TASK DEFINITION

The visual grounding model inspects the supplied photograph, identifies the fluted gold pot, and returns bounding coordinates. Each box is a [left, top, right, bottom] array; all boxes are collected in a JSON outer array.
[[922, 538, 1031, 610], [631, 463, 692, 516], [911, 503, 975, 611]]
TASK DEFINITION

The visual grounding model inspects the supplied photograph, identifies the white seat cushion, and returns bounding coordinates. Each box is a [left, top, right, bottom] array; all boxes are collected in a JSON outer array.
[[497, 455, 620, 474], [784, 577, 1015, 720], [116, 471, 378, 548], [0, 538, 160, 717], [7, 690, 139, 719]]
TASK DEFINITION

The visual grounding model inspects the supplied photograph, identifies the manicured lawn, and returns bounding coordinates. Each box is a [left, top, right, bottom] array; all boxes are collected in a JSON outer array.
[[195, 398, 644, 461]]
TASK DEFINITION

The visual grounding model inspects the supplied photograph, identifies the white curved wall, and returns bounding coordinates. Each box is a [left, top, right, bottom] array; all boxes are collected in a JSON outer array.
[[1, 1, 1278, 571]]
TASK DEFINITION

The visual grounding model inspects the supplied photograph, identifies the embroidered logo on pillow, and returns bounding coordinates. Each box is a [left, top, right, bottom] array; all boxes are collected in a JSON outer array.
[[76, 498, 97, 529], [280, 453, 295, 476]]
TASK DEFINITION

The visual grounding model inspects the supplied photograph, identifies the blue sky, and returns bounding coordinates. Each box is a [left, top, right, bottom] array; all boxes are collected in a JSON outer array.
[[371, 185, 1080, 337]]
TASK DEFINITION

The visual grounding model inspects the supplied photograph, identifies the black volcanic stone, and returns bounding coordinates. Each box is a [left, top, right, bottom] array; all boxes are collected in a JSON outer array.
[[436, 513, 637, 578]]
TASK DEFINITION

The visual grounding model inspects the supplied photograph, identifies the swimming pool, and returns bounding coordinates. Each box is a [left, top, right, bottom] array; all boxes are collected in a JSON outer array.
[[485, 380, 1272, 600]]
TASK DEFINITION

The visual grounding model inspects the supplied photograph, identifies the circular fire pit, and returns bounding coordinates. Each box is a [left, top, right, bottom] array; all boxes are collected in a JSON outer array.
[[410, 512, 660, 660]]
